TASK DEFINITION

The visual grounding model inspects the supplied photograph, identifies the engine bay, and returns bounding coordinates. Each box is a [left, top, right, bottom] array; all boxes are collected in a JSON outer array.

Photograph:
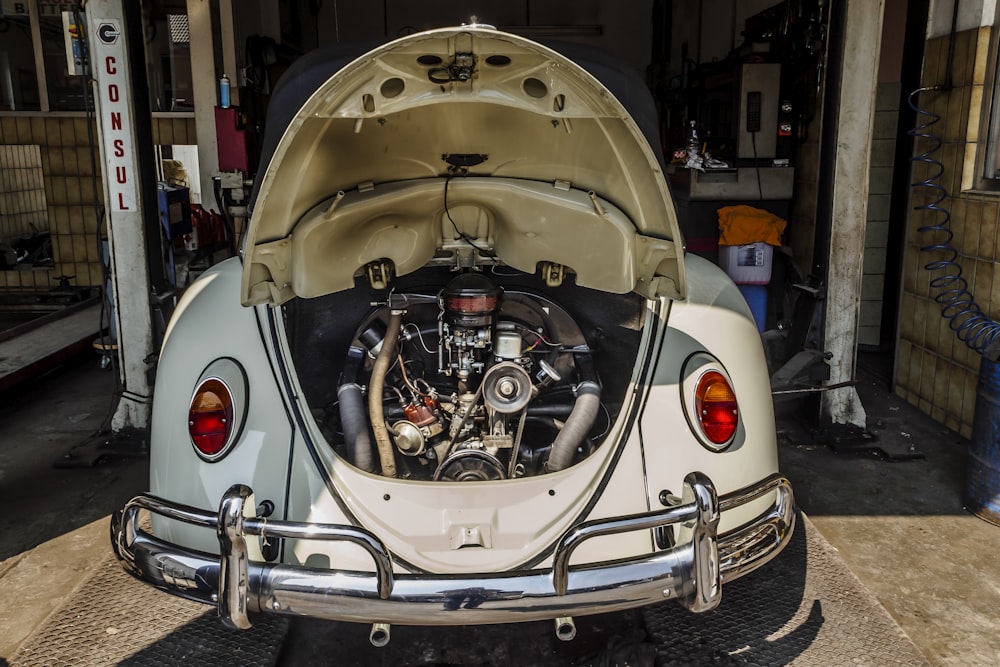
[[283, 268, 647, 482]]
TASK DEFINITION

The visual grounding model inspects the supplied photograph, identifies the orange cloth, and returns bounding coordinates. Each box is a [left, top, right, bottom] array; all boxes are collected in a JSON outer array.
[[717, 205, 786, 246]]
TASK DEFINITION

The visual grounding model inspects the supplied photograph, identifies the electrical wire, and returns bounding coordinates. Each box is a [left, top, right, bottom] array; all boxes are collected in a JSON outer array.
[[397, 355, 429, 396], [751, 131, 764, 201], [402, 322, 436, 354], [443, 174, 498, 261], [511, 323, 564, 350], [592, 401, 612, 440], [907, 87, 1000, 358]]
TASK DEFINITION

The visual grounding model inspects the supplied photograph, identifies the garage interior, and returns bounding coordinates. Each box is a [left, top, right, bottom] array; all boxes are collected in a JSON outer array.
[[1, 0, 1000, 664]]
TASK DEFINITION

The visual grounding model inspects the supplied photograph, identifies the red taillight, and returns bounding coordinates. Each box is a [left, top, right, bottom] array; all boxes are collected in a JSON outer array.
[[189, 378, 234, 457], [695, 371, 738, 445]]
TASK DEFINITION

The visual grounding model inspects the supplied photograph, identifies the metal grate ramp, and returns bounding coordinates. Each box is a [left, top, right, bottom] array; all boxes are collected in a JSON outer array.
[[10, 555, 288, 667], [643, 513, 930, 666], [277, 514, 931, 666], [9, 514, 928, 666]]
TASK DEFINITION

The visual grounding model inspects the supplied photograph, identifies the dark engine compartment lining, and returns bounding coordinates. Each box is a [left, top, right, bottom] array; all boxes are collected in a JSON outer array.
[[282, 266, 647, 479]]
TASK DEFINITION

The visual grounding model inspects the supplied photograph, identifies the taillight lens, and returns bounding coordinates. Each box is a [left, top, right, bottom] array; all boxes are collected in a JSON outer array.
[[695, 371, 738, 445], [189, 378, 234, 457]]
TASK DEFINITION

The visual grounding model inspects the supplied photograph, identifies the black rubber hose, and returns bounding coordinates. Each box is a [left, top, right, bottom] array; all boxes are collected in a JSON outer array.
[[526, 404, 574, 417], [573, 351, 599, 383], [337, 346, 375, 471], [338, 382, 374, 472], [545, 381, 601, 472]]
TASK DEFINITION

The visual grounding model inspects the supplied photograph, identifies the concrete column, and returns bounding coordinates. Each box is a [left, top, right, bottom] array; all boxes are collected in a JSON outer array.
[[28, 0, 48, 111], [86, 0, 156, 432], [186, 0, 221, 211], [820, 0, 886, 427]]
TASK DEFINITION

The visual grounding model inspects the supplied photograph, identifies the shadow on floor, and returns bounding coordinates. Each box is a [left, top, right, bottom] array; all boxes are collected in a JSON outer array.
[[0, 355, 148, 561], [776, 350, 972, 517]]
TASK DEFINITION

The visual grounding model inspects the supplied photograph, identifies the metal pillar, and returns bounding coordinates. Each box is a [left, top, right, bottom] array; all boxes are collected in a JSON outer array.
[[86, 0, 159, 433], [187, 0, 222, 212], [820, 0, 886, 427]]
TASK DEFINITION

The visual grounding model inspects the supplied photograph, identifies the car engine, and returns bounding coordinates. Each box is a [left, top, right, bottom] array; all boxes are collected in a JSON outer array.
[[334, 272, 606, 481]]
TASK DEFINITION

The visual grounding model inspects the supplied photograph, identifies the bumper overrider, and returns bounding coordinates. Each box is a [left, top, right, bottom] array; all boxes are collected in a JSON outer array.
[[110, 472, 793, 631]]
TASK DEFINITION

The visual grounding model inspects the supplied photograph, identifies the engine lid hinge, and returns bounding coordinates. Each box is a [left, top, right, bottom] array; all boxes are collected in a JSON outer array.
[[365, 260, 394, 289], [540, 261, 565, 287]]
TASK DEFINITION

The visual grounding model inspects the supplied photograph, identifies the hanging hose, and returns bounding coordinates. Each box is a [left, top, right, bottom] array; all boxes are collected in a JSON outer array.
[[907, 88, 1000, 358], [370, 312, 403, 477]]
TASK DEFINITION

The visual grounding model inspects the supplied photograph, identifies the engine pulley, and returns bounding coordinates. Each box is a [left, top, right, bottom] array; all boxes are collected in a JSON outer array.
[[482, 361, 533, 414], [434, 449, 506, 482]]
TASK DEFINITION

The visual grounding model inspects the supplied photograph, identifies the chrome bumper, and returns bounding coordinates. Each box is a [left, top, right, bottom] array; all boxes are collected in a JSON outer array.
[[111, 472, 793, 629]]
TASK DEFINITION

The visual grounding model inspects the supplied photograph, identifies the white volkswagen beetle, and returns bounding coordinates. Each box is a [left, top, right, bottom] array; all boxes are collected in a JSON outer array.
[[112, 25, 793, 644]]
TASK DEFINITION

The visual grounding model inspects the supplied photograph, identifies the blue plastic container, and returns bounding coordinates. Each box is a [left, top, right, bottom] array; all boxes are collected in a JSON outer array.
[[738, 285, 767, 333], [968, 358, 1000, 525]]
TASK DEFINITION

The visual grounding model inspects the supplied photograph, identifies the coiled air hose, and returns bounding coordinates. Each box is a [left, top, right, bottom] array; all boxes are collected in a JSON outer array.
[[907, 87, 1000, 358]]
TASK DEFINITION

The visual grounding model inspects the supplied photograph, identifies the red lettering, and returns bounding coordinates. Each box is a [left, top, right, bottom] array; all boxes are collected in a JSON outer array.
[[108, 84, 119, 103], [115, 166, 127, 184], [113, 139, 125, 158], [111, 112, 122, 131], [117, 192, 129, 210], [105, 56, 116, 75]]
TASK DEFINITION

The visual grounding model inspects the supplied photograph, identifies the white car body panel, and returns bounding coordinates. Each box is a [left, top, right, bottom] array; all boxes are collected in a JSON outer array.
[[150, 260, 292, 558], [242, 26, 685, 306], [112, 26, 794, 632], [148, 255, 774, 573]]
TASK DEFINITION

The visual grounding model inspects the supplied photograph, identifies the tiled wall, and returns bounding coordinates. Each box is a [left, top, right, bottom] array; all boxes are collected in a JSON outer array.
[[896, 27, 994, 439], [0, 144, 47, 242], [0, 114, 196, 290], [859, 83, 899, 349]]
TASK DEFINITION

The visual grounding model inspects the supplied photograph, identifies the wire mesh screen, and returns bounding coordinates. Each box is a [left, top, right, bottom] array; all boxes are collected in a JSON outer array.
[[168, 14, 190, 44]]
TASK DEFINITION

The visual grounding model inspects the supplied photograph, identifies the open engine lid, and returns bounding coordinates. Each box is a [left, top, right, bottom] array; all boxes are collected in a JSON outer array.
[[242, 26, 686, 306]]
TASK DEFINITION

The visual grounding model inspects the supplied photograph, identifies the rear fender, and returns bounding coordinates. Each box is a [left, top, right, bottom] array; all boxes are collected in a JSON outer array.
[[640, 255, 777, 532], [150, 259, 293, 556]]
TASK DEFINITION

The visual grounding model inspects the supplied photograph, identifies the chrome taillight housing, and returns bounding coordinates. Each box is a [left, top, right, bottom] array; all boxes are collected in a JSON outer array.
[[188, 358, 248, 461], [681, 353, 739, 451]]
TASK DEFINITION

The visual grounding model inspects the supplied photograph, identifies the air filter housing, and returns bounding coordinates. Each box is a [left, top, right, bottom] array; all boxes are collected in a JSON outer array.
[[442, 273, 500, 328]]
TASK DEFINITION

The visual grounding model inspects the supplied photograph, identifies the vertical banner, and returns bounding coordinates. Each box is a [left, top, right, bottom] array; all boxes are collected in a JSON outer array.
[[92, 18, 136, 213]]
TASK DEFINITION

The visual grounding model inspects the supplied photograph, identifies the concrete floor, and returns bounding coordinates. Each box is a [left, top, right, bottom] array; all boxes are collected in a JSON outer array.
[[0, 357, 148, 658], [0, 353, 998, 665], [777, 356, 1000, 666]]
